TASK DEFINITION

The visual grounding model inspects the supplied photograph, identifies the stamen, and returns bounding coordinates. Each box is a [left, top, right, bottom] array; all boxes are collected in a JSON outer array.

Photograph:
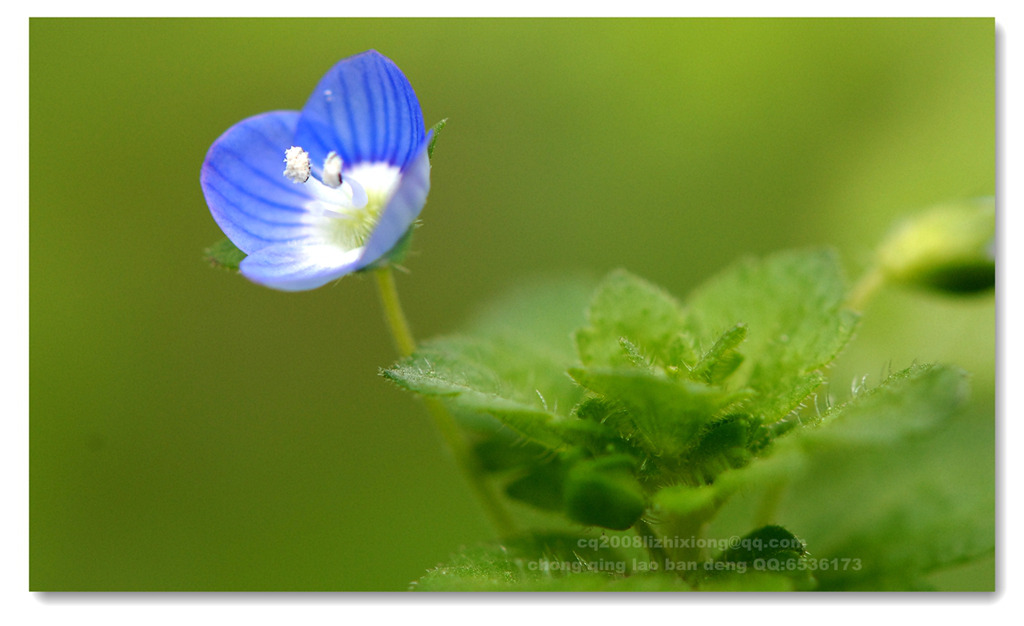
[[282, 146, 310, 183], [322, 151, 343, 189]]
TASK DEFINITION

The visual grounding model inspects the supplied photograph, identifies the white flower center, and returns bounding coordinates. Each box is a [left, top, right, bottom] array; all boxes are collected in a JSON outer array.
[[282, 146, 401, 252]]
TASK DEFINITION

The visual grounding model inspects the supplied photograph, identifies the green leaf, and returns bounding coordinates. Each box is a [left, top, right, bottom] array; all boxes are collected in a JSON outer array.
[[653, 483, 722, 520], [203, 237, 246, 271], [504, 460, 566, 511], [775, 366, 992, 590], [383, 336, 567, 446], [410, 528, 823, 591], [710, 364, 966, 491], [575, 269, 689, 369], [689, 323, 747, 384], [563, 455, 646, 530], [684, 415, 755, 482], [684, 248, 859, 422], [802, 364, 968, 447], [699, 364, 991, 590], [410, 532, 693, 591], [383, 277, 594, 448], [473, 434, 550, 473], [568, 367, 743, 457], [427, 117, 448, 160]]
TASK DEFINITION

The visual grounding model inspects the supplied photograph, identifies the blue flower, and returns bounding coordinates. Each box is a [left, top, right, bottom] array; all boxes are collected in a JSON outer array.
[[201, 50, 430, 291]]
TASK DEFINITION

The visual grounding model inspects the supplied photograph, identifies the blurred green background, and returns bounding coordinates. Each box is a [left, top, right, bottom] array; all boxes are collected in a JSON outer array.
[[30, 18, 994, 590]]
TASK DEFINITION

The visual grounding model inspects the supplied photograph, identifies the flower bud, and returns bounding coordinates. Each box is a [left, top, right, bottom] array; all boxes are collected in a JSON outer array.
[[876, 198, 995, 294]]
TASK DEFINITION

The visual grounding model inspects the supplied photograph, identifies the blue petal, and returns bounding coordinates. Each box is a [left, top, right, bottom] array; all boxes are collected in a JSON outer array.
[[239, 139, 433, 292], [293, 50, 425, 169], [359, 136, 432, 266], [201, 111, 319, 255], [240, 242, 364, 292]]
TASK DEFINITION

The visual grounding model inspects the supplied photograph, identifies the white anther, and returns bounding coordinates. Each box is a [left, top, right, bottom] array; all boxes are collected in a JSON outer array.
[[322, 151, 343, 189], [282, 146, 310, 183]]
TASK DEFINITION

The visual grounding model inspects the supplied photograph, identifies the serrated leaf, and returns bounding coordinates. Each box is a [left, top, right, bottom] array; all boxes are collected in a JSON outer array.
[[772, 366, 992, 590], [689, 323, 747, 384], [203, 237, 246, 271], [383, 338, 566, 446], [575, 269, 688, 369], [697, 364, 990, 590], [684, 248, 859, 422], [383, 278, 593, 447], [711, 365, 966, 491], [548, 412, 621, 452], [654, 366, 967, 513], [568, 367, 743, 457], [804, 364, 968, 447], [410, 532, 693, 591], [618, 337, 650, 369]]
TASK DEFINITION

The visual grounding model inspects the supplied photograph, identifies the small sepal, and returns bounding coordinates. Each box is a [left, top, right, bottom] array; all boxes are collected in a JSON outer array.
[[360, 223, 417, 272], [204, 237, 247, 271], [427, 118, 448, 160]]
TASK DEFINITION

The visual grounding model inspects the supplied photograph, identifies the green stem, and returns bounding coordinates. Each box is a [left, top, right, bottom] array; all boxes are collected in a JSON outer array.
[[752, 482, 785, 528], [373, 267, 516, 537], [635, 519, 670, 568], [374, 266, 417, 359], [660, 512, 711, 585]]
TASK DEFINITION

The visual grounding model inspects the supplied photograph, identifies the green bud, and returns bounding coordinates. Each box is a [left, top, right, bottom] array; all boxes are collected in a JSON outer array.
[[716, 525, 806, 564], [505, 461, 566, 512], [877, 198, 995, 294], [707, 525, 814, 590], [563, 455, 646, 530], [689, 415, 751, 480]]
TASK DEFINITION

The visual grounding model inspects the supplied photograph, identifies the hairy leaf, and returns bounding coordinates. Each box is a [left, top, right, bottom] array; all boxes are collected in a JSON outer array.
[[575, 269, 688, 369], [410, 532, 689, 591], [685, 248, 859, 422], [569, 367, 744, 457], [383, 277, 593, 447], [691, 364, 990, 590]]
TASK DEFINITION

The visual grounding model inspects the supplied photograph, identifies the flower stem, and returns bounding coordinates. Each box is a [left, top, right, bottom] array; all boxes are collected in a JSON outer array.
[[373, 266, 516, 537], [635, 519, 669, 568], [373, 266, 417, 359], [846, 264, 886, 312]]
